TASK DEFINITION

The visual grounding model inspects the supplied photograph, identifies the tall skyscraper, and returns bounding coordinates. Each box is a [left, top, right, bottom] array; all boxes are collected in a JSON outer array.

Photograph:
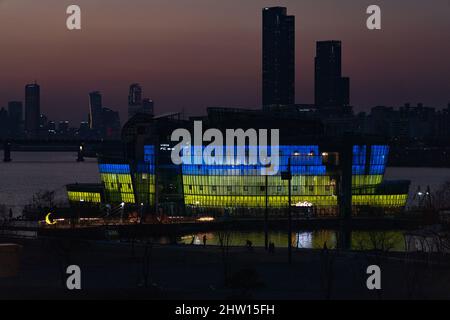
[[0, 108, 8, 138], [89, 91, 103, 130], [262, 7, 295, 109], [101, 107, 121, 139], [128, 83, 154, 119], [25, 83, 40, 137], [314, 41, 350, 107], [142, 98, 154, 117], [8, 101, 23, 137], [128, 83, 143, 119]]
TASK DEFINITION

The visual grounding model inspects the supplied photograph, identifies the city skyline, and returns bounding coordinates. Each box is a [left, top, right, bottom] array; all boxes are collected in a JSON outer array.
[[0, 0, 449, 123]]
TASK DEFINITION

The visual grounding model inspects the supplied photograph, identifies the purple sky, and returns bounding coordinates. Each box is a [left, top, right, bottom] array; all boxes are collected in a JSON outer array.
[[0, 0, 449, 124]]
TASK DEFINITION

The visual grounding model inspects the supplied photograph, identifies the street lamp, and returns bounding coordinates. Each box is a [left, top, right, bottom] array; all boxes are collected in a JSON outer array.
[[263, 164, 271, 251], [281, 157, 293, 264], [120, 202, 125, 223]]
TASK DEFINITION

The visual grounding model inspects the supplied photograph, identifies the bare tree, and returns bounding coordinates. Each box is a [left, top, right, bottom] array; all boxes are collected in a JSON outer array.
[[32, 190, 56, 209], [320, 243, 335, 299], [217, 228, 233, 286], [355, 231, 398, 300]]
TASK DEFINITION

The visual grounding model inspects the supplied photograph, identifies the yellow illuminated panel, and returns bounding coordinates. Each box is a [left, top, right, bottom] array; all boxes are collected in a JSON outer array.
[[134, 173, 156, 206], [100, 173, 136, 204], [352, 194, 408, 207], [68, 191, 101, 203], [352, 175, 383, 187]]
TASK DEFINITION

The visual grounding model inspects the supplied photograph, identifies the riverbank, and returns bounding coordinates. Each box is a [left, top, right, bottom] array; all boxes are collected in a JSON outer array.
[[35, 216, 426, 239], [1, 238, 450, 299]]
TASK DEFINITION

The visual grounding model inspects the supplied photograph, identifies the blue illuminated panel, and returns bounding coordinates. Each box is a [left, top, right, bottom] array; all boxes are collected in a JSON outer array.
[[98, 164, 131, 174], [181, 145, 326, 176], [352, 145, 366, 174], [369, 145, 389, 175]]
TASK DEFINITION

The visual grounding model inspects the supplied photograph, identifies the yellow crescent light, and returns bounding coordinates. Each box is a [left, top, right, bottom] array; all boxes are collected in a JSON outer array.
[[45, 212, 57, 225]]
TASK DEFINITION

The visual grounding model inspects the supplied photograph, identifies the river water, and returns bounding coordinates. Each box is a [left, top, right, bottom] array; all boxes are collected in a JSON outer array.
[[1, 152, 450, 216]]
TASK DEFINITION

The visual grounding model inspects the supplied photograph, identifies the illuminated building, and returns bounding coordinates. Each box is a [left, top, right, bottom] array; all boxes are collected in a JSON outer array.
[[67, 112, 409, 218], [67, 184, 104, 204], [182, 144, 409, 216]]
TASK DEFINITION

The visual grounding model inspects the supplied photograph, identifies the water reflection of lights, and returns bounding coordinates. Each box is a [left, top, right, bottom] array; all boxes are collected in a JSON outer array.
[[296, 232, 313, 248], [197, 217, 215, 222]]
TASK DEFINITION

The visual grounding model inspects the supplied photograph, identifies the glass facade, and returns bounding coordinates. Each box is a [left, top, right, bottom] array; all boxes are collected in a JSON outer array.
[[182, 145, 408, 216], [67, 191, 101, 203], [99, 163, 136, 203], [134, 146, 156, 207], [98, 145, 156, 206], [68, 144, 408, 217]]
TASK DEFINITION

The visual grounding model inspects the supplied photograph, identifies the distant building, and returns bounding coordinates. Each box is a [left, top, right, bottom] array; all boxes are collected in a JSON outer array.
[[47, 121, 56, 135], [68, 107, 410, 219], [25, 83, 40, 137], [128, 83, 154, 119], [101, 107, 121, 139], [89, 91, 103, 131], [262, 7, 295, 109], [58, 121, 69, 135], [78, 121, 90, 138], [314, 41, 350, 107], [0, 108, 8, 138], [8, 101, 23, 138], [142, 98, 154, 117], [128, 83, 142, 106], [128, 83, 143, 119]]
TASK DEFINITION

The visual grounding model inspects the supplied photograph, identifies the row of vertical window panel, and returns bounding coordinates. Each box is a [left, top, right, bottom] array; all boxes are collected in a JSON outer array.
[[133, 174, 156, 205], [101, 173, 135, 204], [98, 164, 131, 174], [183, 175, 335, 187], [183, 185, 336, 196], [144, 145, 155, 161], [183, 175, 336, 196], [352, 145, 390, 175], [353, 145, 367, 166], [68, 191, 101, 203], [370, 145, 389, 165], [182, 165, 326, 176], [184, 195, 338, 208], [183, 156, 326, 168], [100, 173, 134, 184], [352, 175, 383, 187], [183, 175, 333, 186], [182, 145, 324, 166], [369, 145, 388, 174], [352, 194, 408, 207], [120, 193, 136, 204]]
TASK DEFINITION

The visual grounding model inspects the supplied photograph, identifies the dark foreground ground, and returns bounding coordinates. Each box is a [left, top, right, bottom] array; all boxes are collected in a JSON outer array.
[[1, 238, 450, 300]]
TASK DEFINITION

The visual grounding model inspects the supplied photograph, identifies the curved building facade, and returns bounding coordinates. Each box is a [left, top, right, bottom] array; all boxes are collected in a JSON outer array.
[[181, 144, 408, 217]]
